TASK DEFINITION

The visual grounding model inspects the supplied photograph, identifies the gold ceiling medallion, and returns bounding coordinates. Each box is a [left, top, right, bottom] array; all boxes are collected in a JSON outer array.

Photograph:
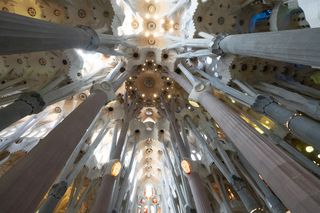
[[131, 20, 139, 29], [148, 4, 156, 14], [27, 7, 36, 17], [53, 9, 61, 16], [78, 9, 86, 18], [147, 21, 156, 31]]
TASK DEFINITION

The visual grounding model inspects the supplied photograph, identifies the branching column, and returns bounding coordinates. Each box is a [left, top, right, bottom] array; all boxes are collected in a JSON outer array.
[[253, 96, 320, 150], [113, 142, 137, 211], [194, 65, 320, 149], [0, 11, 99, 55], [0, 87, 110, 213], [38, 121, 110, 213], [215, 28, 320, 67], [235, 156, 287, 213], [165, 105, 213, 213], [91, 102, 135, 213], [168, 71, 320, 213], [163, 144, 187, 208], [185, 116, 261, 212]]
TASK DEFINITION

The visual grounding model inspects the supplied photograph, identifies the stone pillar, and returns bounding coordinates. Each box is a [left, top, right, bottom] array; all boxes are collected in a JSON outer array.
[[0, 92, 45, 132], [185, 116, 261, 212], [236, 156, 286, 213], [167, 112, 213, 213], [38, 181, 68, 213], [198, 92, 320, 213], [164, 106, 189, 158], [165, 135, 193, 208], [113, 142, 137, 210], [109, 121, 120, 159], [215, 28, 320, 67], [253, 96, 320, 150], [0, 11, 99, 55], [0, 89, 109, 213], [90, 174, 116, 213], [187, 173, 213, 213], [163, 145, 187, 206], [269, 134, 320, 177], [168, 71, 320, 213], [195, 63, 320, 149], [91, 117, 130, 213], [38, 121, 110, 212], [113, 120, 130, 159], [230, 175, 262, 212]]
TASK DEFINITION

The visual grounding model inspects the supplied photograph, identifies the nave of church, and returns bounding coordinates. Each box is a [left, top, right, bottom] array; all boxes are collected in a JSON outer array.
[[0, 0, 320, 212]]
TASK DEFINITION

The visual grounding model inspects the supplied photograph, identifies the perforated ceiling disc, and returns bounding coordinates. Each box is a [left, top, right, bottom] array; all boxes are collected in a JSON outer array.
[[194, 0, 238, 34], [13, 0, 42, 20], [134, 70, 164, 99]]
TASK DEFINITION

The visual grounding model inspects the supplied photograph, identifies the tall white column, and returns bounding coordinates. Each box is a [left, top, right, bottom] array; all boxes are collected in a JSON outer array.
[[168, 71, 320, 213], [216, 28, 320, 67], [0, 88, 110, 213], [0, 11, 99, 55]]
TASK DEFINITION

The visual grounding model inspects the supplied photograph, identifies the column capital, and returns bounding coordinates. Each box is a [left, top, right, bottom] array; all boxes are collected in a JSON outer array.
[[77, 25, 100, 50], [211, 33, 228, 55], [189, 82, 212, 103], [16, 92, 46, 114], [251, 95, 274, 113], [103, 159, 122, 177], [48, 181, 68, 200], [91, 81, 116, 100], [181, 158, 204, 176], [230, 175, 247, 191]]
